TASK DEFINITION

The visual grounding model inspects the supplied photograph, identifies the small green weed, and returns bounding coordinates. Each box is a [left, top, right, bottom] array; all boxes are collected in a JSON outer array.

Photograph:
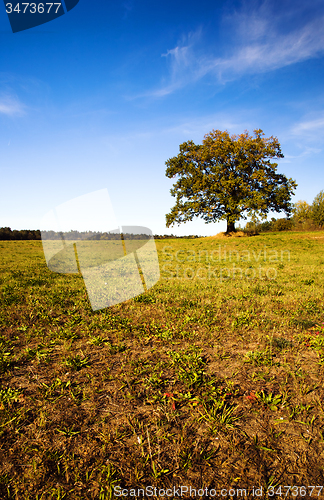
[[65, 354, 89, 371], [302, 278, 315, 285], [0, 387, 22, 406], [144, 372, 164, 389], [168, 347, 207, 388], [58, 328, 79, 340], [244, 348, 274, 366], [231, 311, 252, 329], [56, 425, 80, 437], [41, 378, 71, 399], [0, 285, 22, 306], [87, 335, 109, 347], [289, 402, 312, 420], [255, 391, 283, 411], [199, 399, 240, 431], [0, 336, 14, 373], [133, 294, 156, 304]]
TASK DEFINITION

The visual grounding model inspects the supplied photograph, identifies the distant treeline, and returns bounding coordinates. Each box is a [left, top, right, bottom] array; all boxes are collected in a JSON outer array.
[[241, 190, 324, 234], [0, 227, 42, 240], [240, 218, 297, 234], [41, 231, 149, 240], [242, 217, 323, 234], [0, 227, 201, 240]]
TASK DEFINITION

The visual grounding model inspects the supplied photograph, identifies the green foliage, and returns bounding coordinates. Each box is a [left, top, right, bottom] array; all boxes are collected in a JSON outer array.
[[199, 398, 240, 431], [248, 191, 324, 233], [245, 217, 294, 234], [133, 294, 156, 304], [231, 311, 253, 329], [255, 390, 283, 411], [65, 354, 89, 371], [292, 200, 312, 224], [0, 336, 14, 373], [271, 218, 294, 231], [0, 284, 22, 306], [168, 347, 207, 388], [0, 227, 41, 240], [165, 128, 297, 233], [244, 348, 274, 366], [311, 190, 324, 228], [0, 387, 22, 406], [87, 335, 110, 347]]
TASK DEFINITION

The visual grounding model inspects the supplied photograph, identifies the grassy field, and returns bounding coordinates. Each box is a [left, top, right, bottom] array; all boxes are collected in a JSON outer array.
[[1, 231, 324, 498]]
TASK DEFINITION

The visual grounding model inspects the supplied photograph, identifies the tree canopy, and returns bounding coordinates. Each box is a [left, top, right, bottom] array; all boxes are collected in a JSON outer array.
[[291, 200, 312, 224], [311, 190, 324, 228], [165, 129, 298, 233]]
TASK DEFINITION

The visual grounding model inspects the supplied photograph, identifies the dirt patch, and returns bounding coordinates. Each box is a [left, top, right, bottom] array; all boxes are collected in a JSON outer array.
[[208, 231, 248, 238]]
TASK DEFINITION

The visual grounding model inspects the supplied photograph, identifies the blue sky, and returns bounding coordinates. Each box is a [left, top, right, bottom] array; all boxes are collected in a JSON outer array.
[[0, 0, 324, 236]]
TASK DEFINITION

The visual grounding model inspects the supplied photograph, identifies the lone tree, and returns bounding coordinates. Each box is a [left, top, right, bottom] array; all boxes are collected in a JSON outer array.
[[165, 129, 297, 233]]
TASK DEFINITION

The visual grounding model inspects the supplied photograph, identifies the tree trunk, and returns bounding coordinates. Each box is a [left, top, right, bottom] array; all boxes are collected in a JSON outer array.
[[226, 220, 236, 233]]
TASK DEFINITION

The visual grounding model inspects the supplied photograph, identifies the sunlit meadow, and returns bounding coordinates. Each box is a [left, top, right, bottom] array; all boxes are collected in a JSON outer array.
[[1, 231, 324, 498]]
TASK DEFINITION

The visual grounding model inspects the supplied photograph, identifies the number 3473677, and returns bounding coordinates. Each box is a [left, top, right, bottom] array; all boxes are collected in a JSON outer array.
[[5, 3, 62, 14]]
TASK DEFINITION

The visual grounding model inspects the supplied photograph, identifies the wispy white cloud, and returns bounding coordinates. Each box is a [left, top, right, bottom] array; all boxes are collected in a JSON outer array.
[[147, 30, 205, 97], [291, 115, 324, 135], [222, 18, 324, 76], [146, 3, 324, 96], [280, 147, 322, 163], [0, 95, 25, 116], [284, 112, 324, 153]]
